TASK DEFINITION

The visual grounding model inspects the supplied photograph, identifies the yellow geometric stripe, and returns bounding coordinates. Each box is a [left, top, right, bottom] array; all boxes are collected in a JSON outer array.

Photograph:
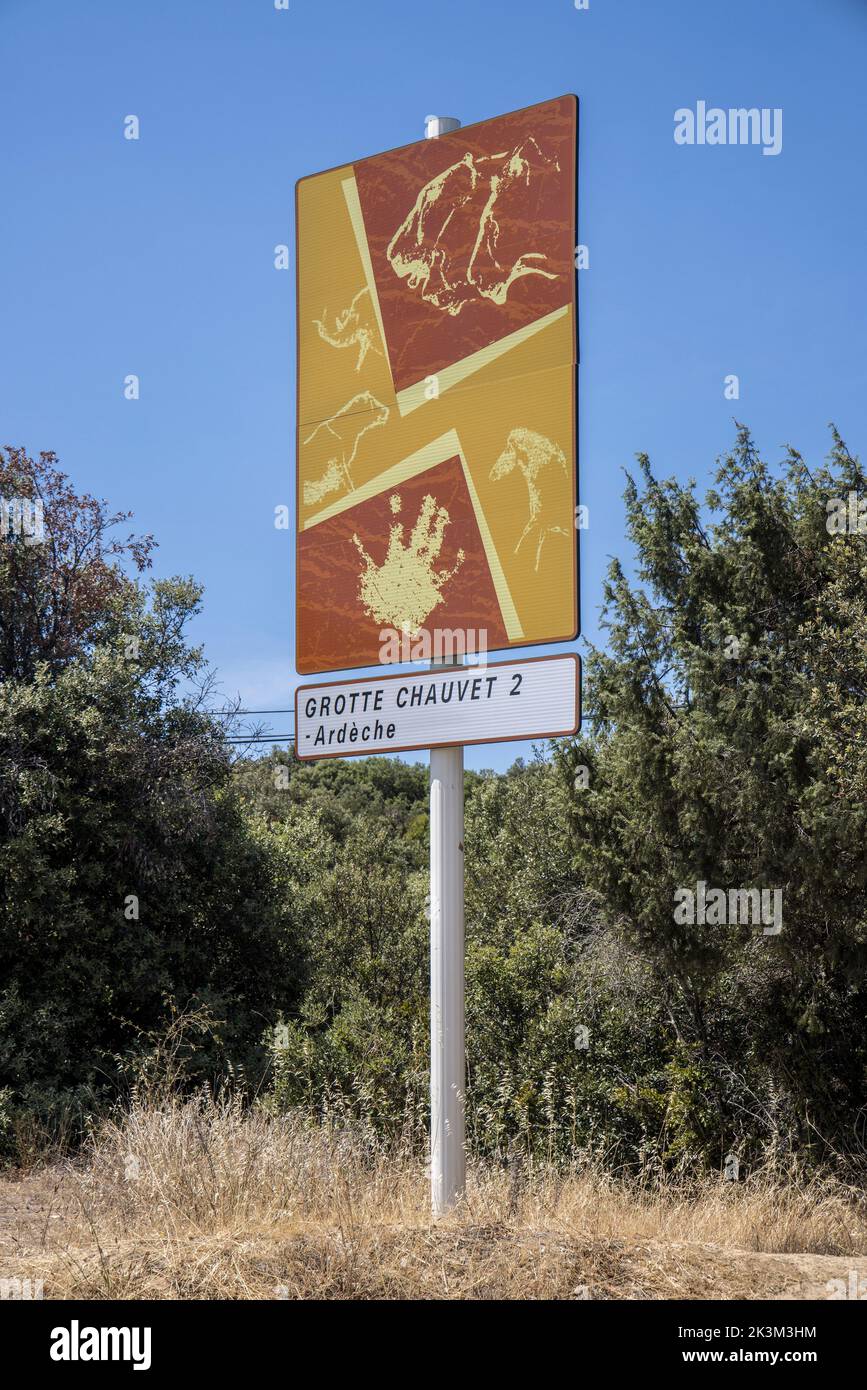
[[342, 175, 389, 382]]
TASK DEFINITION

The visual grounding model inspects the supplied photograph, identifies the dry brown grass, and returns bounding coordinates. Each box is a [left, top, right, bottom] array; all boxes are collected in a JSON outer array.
[[2, 1091, 867, 1300]]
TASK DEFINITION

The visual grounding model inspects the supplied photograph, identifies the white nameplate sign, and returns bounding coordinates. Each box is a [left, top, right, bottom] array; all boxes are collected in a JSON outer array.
[[295, 654, 580, 760]]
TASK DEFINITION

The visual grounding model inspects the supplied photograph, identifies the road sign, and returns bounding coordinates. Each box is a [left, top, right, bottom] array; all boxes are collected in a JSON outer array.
[[294, 653, 580, 760], [295, 95, 578, 676]]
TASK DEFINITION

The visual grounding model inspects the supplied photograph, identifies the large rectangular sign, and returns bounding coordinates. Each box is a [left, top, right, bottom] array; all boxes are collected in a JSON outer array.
[[295, 96, 578, 676], [294, 654, 580, 760]]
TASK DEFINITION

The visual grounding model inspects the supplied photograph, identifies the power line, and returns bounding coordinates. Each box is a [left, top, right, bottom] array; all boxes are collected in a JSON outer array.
[[205, 708, 297, 746], [207, 709, 295, 718], [225, 735, 295, 743]]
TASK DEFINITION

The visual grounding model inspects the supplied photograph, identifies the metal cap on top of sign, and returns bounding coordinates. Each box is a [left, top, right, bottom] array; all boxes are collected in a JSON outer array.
[[295, 95, 579, 678]]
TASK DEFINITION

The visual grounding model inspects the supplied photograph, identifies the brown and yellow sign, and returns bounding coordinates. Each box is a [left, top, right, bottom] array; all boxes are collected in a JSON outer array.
[[296, 95, 578, 675]]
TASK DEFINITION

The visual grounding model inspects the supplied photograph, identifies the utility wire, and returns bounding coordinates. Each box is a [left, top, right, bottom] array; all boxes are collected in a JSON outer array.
[[225, 735, 295, 743], [207, 709, 295, 717], [206, 708, 296, 746]]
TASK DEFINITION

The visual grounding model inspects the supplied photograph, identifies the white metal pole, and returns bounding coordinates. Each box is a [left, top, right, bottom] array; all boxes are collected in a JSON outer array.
[[429, 738, 465, 1214], [426, 111, 465, 1217]]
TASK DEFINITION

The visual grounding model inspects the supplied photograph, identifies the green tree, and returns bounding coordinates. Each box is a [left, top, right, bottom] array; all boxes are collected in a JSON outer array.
[[558, 426, 867, 1163], [266, 808, 429, 1129], [0, 447, 154, 683], [0, 449, 300, 1143], [234, 751, 433, 869]]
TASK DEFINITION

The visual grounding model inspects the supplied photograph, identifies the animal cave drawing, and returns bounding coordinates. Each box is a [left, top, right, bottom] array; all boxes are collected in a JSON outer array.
[[387, 138, 561, 317], [313, 287, 382, 373], [352, 492, 465, 634], [302, 392, 389, 506], [490, 427, 570, 572]]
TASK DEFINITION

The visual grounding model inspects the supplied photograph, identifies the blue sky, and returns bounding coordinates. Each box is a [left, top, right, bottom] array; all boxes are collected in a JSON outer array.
[[2, 0, 865, 770]]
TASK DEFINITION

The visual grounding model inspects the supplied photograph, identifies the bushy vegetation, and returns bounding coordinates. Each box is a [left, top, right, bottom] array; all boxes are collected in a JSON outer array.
[[0, 449, 303, 1150], [557, 425, 867, 1169], [3, 431, 867, 1175]]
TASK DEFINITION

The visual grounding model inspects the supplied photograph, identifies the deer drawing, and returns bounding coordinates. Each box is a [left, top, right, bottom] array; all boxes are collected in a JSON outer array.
[[490, 427, 570, 572]]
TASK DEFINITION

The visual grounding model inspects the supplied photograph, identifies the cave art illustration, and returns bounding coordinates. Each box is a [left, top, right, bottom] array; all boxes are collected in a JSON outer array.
[[490, 427, 570, 572], [302, 391, 390, 506], [386, 138, 561, 317], [313, 287, 382, 373]]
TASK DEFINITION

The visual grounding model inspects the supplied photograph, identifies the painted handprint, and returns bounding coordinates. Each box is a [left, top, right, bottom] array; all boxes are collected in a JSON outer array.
[[352, 492, 465, 633]]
